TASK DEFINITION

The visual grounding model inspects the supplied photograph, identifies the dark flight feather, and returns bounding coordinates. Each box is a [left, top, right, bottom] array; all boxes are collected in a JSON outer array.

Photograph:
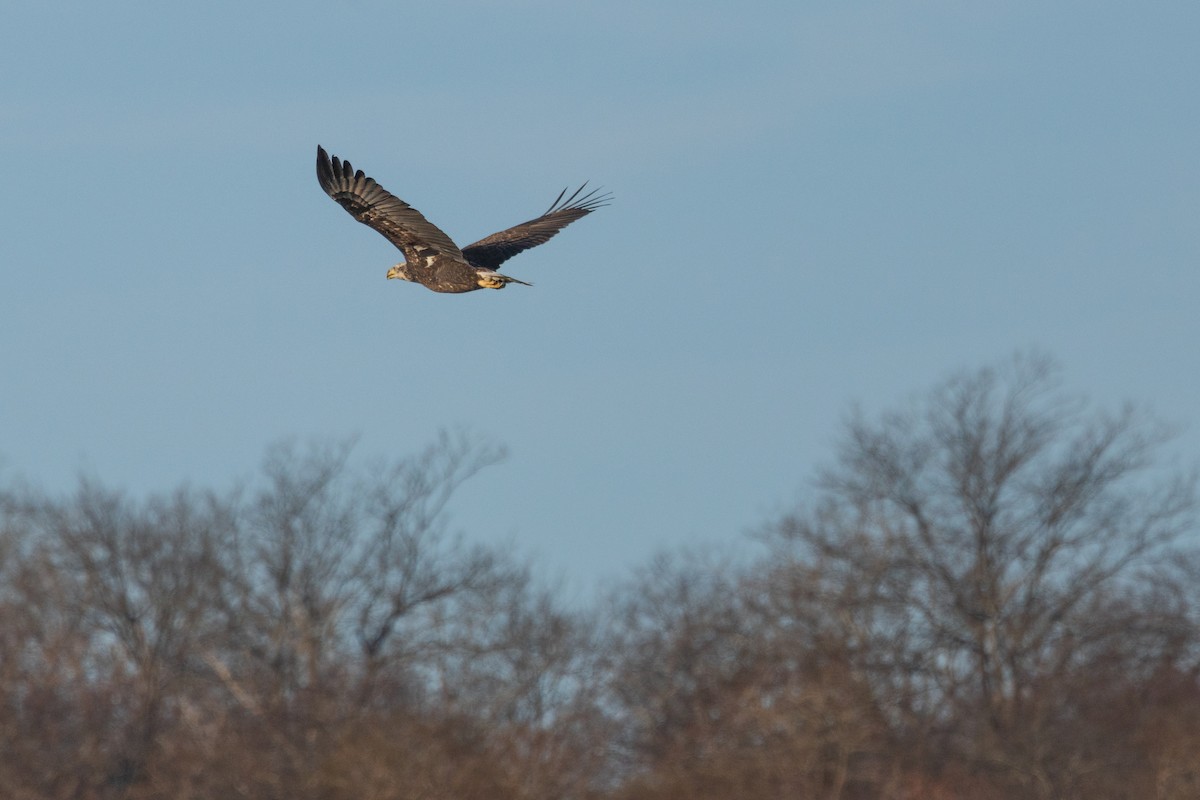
[[461, 183, 612, 271], [316, 146, 464, 263]]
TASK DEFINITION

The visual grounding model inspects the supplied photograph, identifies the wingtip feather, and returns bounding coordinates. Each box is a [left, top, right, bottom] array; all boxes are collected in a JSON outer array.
[[544, 182, 613, 215]]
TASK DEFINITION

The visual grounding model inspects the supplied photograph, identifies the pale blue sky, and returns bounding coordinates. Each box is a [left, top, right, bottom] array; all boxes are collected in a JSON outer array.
[[2, 2, 1198, 591]]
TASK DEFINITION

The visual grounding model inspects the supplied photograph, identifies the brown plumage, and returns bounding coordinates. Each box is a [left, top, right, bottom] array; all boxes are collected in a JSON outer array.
[[316, 146, 609, 293]]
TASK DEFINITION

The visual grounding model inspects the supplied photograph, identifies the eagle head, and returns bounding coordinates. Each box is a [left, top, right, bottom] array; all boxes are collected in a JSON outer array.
[[386, 263, 412, 282]]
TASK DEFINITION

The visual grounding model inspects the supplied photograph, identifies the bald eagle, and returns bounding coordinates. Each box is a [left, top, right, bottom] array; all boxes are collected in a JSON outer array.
[[316, 146, 609, 293]]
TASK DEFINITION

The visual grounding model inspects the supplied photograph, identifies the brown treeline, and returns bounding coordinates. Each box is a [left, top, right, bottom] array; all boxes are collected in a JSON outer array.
[[2, 355, 1197, 800]]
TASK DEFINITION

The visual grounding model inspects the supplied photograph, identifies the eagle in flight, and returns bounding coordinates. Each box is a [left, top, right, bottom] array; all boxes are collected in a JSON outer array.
[[316, 146, 609, 293]]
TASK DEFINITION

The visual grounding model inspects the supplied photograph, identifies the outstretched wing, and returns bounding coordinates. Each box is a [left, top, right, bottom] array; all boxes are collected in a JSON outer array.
[[461, 184, 611, 270], [316, 146, 465, 262]]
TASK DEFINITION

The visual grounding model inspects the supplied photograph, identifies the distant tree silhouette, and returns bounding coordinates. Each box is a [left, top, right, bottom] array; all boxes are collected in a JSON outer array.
[[0, 357, 1196, 800], [0, 432, 595, 800], [757, 353, 1198, 799]]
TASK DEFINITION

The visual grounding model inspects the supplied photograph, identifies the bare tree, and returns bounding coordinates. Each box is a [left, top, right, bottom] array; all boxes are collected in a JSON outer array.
[[1, 358, 1196, 800], [766, 353, 1197, 799], [0, 478, 236, 797], [602, 542, 902, 800], [0, 431, 569, 799]]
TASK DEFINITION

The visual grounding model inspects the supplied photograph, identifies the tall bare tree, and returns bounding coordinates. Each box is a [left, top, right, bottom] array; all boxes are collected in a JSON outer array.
[[765, 353, 1197, 798]]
